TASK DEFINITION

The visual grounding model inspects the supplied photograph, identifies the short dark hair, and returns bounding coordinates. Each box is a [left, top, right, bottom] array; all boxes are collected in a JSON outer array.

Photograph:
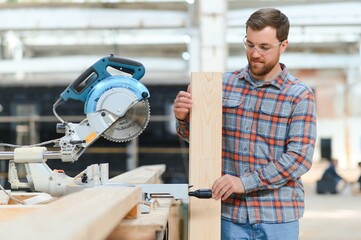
[[246, 8, 290, 42]]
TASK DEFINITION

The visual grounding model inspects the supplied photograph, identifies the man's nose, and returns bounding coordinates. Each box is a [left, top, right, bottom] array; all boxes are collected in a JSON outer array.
[[250, 47, 262, 57]]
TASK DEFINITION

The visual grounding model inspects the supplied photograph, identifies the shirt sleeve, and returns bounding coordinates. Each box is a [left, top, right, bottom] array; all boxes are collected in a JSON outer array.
[[240, 91, 317, 193], [176, 114, 190, 142]]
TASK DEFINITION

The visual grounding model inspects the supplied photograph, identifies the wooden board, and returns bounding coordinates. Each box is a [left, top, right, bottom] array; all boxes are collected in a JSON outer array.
[[109, 164, 166, 184], [189, 72, 222, 240], [107, 198, 175, 240], [0, 205, 41, 222], [0, 165, 174, 240], [0, 187, 141, 240], [107, 164, 175, 240], [0, 192, 55, 222]]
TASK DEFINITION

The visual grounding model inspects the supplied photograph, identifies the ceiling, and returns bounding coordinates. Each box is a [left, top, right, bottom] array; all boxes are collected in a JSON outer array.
[[0, 0, 360, 86]]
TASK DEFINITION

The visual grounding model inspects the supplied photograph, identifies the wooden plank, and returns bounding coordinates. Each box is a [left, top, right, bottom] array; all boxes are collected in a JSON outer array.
[[107, 198, 174, 240], [188, 72, 222, 240], [168, 200, 182, 240], [109, 164, 166, 184], [0, 192, 55, 222], [107, 164, 170, 239], [0, 187, 142, 240], [6, 192, 52, 205], [0, 205, 41, 222]]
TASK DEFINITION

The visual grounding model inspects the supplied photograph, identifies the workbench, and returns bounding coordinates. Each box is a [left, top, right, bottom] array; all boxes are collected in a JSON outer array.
[[107, 198, 181, 240], [0, 164, 183, 240]]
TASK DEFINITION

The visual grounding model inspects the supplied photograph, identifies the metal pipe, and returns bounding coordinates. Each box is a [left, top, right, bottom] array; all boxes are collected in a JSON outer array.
[[0, 151, 62, 160]]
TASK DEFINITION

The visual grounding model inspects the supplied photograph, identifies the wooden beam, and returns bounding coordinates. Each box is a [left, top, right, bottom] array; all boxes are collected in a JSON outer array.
[[0, 187, 142, 240], [109, 164, 166, 184], [106, 198, 174, 240], [0, 165, 171, 240], [188, 72, 222, 239], [107, 164, 173, 239], [0, 205, 41, 222]]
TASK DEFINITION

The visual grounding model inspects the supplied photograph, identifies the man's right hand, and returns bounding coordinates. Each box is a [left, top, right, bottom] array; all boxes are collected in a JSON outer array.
[[173, 85, 192, 121]]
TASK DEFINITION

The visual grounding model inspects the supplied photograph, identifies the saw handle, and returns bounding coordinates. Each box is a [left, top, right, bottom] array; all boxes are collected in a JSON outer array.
[[108, 56, 145, 80], [60, 55, 145, 102]]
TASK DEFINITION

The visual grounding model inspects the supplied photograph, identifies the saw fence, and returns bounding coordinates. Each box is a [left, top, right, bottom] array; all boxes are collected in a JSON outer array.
[[0, 164, 182, 240]]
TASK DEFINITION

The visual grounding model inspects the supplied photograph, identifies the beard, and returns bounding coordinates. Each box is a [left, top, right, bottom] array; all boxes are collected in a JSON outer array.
[[247, 54, 280, 78]]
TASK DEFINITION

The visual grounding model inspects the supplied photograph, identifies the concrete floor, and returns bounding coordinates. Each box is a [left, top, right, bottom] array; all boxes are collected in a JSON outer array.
[[300, 163, 361, 240]]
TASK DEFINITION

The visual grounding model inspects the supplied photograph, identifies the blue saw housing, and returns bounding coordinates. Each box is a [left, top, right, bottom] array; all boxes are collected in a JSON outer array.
[[84, 75, 150, 114], [58, 55, 149, 114]]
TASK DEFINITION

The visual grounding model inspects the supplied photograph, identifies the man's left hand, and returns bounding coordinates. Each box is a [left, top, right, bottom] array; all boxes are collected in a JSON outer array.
[[212, 174, 245, 201]]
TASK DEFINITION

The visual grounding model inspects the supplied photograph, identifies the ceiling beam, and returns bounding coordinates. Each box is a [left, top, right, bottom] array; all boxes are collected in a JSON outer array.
[[0, 8, 188, 31]]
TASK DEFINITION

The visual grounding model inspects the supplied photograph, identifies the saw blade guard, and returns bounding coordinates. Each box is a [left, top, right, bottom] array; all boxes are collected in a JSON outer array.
[[84, 75, 150, 142], [84, 75, 150, 115], [59, 56, 145, 103]]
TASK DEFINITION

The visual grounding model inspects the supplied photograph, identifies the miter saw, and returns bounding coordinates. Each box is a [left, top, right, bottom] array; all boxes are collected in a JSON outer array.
[[0, 55, 212, 205], [0, 55, 151, 197]]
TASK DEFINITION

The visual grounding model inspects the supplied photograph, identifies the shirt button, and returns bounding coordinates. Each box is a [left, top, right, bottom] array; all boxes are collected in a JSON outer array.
[[244, 169, 249, 173], [243, 148, 248, 151], [246, 127, 250, 131], [249, 108, 253, 111]]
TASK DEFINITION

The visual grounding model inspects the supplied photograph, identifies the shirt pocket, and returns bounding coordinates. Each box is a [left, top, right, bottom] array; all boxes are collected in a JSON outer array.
[[223, 97, 243, 107], [222, 96, 245, 131], [257, 101, 292, 138]]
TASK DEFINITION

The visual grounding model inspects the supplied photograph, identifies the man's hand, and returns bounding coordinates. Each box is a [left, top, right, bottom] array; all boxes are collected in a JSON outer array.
[[173, 85, 192, 121], [212, 174, 245, 201]]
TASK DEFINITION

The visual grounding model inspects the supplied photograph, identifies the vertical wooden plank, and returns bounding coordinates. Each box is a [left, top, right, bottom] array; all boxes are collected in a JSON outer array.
[[189, 72, 222, 240]]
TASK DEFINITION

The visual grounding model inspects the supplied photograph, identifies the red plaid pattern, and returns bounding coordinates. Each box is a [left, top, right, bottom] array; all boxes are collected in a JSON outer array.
[[177, 64, 317, 224]]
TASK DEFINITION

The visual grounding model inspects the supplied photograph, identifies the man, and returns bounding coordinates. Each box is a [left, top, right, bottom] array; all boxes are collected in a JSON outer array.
[[357, 162, 361, 191], [173, 8, 317, 240], [319, 159, 348, 194], [321, 159, 342, 184]]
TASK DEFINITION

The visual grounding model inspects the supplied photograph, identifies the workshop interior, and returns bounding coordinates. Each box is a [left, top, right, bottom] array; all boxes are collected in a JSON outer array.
[[0, 1, 360, 239]]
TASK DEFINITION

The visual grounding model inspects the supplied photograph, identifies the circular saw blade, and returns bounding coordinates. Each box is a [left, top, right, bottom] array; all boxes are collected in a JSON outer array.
[[102, 99, 150, 142]]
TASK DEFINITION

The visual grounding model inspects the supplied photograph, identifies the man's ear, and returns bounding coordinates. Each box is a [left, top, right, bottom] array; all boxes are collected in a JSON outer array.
[[280, 40, 288, 54]]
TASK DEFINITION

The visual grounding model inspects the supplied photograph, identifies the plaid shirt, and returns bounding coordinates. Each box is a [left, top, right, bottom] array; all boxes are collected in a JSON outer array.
[[176, 64, 317, 224]]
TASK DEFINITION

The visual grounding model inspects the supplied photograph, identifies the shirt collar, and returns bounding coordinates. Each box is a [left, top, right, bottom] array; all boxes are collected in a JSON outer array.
[[236, 63, 288, 90]]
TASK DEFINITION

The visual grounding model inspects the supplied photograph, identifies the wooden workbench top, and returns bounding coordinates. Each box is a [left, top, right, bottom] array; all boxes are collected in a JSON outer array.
[[0, 164, 182, 240], [107, 198, 178, 240]]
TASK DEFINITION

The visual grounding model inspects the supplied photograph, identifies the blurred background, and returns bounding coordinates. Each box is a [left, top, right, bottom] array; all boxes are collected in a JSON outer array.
[[0, 0, 360, 238], [1, 0, 361, 181]]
